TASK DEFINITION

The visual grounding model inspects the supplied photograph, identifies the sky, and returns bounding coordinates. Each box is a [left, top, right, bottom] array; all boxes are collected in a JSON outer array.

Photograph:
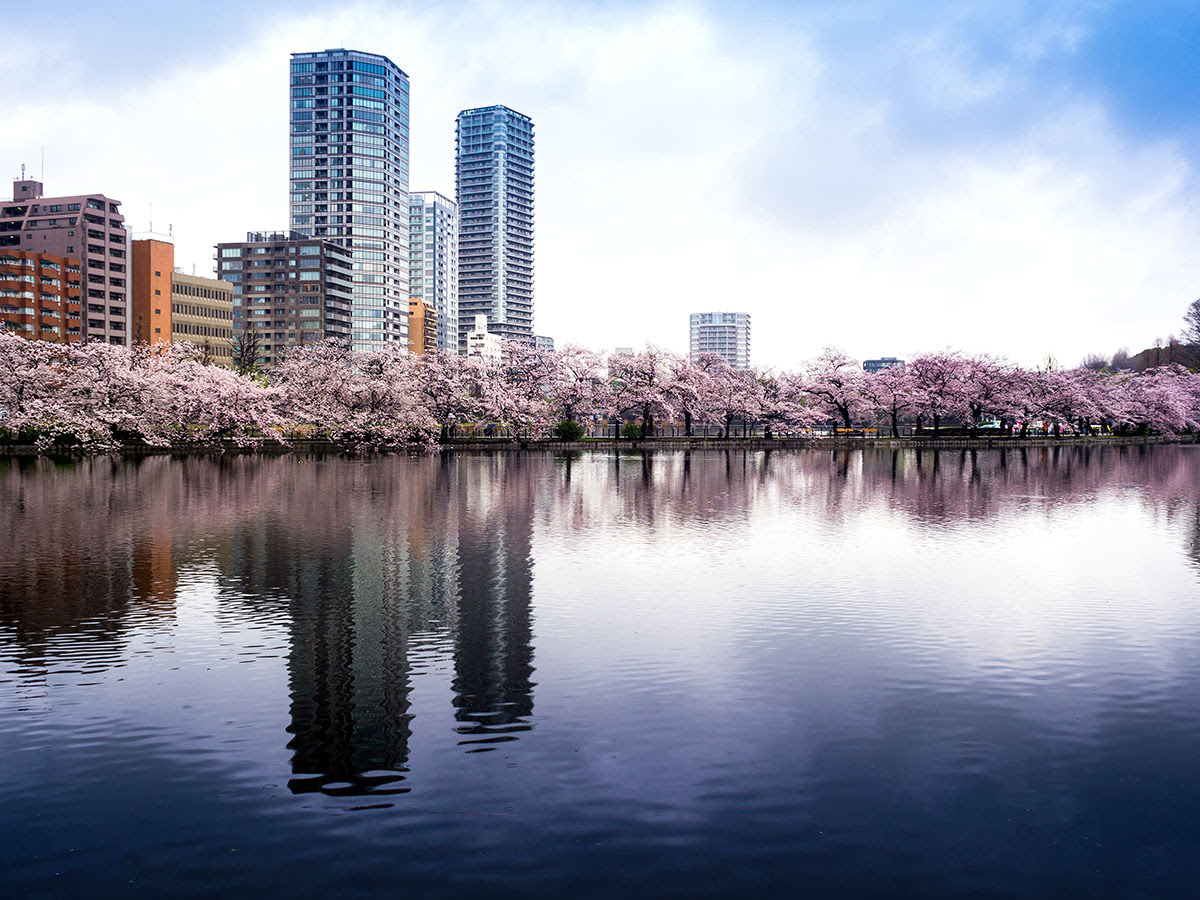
[[3, 0, 1199, 369]]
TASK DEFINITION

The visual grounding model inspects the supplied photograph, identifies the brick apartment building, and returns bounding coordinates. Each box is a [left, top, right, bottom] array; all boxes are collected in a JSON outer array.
[[0, 249, 83, 343]]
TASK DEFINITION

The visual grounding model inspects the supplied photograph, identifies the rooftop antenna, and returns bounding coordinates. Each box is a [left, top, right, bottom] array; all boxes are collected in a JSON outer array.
[[20, 163, 25, 180], [149, 202, 153, 233]]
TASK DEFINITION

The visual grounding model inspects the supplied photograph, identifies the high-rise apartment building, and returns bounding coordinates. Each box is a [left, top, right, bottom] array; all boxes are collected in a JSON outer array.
[[289, 49, 410, 352], [455, 105, 534, 352], [216, 231, 353, 367], [0, 249, 82, 343], [534, 334, 554, 353], [689, 312, 752, 370], [172, 272, 234, 367], [408, 191, 458, 353], [2, 178, 128, 344]]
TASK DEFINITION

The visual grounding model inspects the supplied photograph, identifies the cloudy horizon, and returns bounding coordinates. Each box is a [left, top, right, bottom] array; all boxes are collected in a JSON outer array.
[[4, 0, 1198, 368]]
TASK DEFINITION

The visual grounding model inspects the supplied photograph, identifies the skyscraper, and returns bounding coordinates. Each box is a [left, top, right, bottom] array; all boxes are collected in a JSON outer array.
[[289, 49, 410, 352], [408, 191, 458, 354], [689, 312, 752, 370], [455, 105, 534, 352]]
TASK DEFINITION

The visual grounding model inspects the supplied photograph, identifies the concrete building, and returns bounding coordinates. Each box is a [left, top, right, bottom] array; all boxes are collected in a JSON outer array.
[[409, 191, 458, 354], [130, 236, 175, 347], [2, 177, 128, 344], [289, 49, 411, 353], [172, 271, 234, 367], [689, 312, 751, 369], [465, 313, 501, 362], [216, 231, 353, 367], [864, 357, 905, 374], [407, 297, 437, 357], [534, 334, 554, 353], [456, 105, 534, 352], [0, 249, 82, 343]]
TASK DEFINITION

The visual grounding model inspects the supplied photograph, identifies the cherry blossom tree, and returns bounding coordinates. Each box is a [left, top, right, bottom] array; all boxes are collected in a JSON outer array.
[[907, 351, 967, 435], [412, 351, 486, 442], [803, 347, 864, 431], [546, 345, 606, 430], [4, 333, 1200, 453], [608, 346, 676, 439], [859, 363, 915, 438], [481, 341, 557, 440]]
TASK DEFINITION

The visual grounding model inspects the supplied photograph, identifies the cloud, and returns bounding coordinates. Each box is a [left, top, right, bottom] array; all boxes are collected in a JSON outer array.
[[2, 0, 1197, 368]]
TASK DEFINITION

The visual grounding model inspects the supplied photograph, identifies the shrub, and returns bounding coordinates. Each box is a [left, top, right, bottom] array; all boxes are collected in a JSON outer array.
[[621, 422, 643, 440], [553, 419, 585, 441]]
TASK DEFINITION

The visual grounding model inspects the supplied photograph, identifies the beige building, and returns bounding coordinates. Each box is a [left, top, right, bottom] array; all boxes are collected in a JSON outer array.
[[408, 297, 437, 357], [171, 270, 234, 366]]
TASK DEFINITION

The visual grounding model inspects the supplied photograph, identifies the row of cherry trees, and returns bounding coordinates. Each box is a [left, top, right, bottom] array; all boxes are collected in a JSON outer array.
[[2, 334, 1199, 450]]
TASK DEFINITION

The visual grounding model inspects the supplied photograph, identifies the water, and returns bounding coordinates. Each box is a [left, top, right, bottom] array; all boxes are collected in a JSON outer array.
[[1, 447, 1199, 898]]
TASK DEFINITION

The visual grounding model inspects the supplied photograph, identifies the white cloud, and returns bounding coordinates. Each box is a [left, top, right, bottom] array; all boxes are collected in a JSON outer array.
[[3, 0, 1197, 368]]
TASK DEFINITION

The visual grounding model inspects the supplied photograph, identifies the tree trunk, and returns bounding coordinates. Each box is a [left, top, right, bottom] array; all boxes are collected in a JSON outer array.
[[643, 404, 653, 440], [890, 407, 900, 439], [684, 410, 693, 438], [932, 411, 941, 436]]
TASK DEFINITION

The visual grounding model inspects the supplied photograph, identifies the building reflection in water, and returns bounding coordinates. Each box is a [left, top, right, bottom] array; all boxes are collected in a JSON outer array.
[[449, 455, 536, 750], [3, 447, 1199, 799], [213, 454, 538, 793]]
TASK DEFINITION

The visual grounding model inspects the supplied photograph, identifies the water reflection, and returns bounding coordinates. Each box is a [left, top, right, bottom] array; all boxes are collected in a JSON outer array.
[[450, 456, 536, 749], [2, 447, 1200, 897]]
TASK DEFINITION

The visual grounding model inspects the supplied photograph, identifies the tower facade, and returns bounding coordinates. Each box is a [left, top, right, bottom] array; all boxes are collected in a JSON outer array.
[[408, 191, 458, 354], [289, 49, 410, 352], [455, 105, 534, 352], [216, 231, 353, 368], [689, 312, 752, 370]]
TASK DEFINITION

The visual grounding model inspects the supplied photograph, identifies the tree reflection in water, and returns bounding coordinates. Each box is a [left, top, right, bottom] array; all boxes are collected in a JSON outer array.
[[1, 446, 1198, 800]]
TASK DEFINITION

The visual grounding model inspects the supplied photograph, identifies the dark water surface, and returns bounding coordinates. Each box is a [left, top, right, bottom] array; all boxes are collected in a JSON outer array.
[[2, 447, 1200, 898]]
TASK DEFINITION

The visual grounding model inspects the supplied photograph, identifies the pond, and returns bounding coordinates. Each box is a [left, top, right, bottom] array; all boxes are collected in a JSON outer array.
[[2, 447, 1199, 897]]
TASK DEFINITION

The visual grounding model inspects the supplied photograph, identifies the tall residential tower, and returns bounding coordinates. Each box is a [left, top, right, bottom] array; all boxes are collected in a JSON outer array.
[[689, 312, 752, 370], [289, 49, 410, 351], [455, 105, 534, 352], [408, 191, 458, 354]]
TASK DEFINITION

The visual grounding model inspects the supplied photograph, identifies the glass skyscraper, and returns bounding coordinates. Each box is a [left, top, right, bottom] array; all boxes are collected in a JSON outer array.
[[289, 49, 410, 351], [408, 191, 458, 354], [455, 105, 534, 352]]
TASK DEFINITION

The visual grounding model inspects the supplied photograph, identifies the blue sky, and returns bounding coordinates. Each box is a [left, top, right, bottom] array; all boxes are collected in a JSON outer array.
[[5, 0, 1199, 366]]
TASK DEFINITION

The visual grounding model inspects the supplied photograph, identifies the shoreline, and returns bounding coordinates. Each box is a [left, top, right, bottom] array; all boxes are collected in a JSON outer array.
[[1, 434, 1193, 458]]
